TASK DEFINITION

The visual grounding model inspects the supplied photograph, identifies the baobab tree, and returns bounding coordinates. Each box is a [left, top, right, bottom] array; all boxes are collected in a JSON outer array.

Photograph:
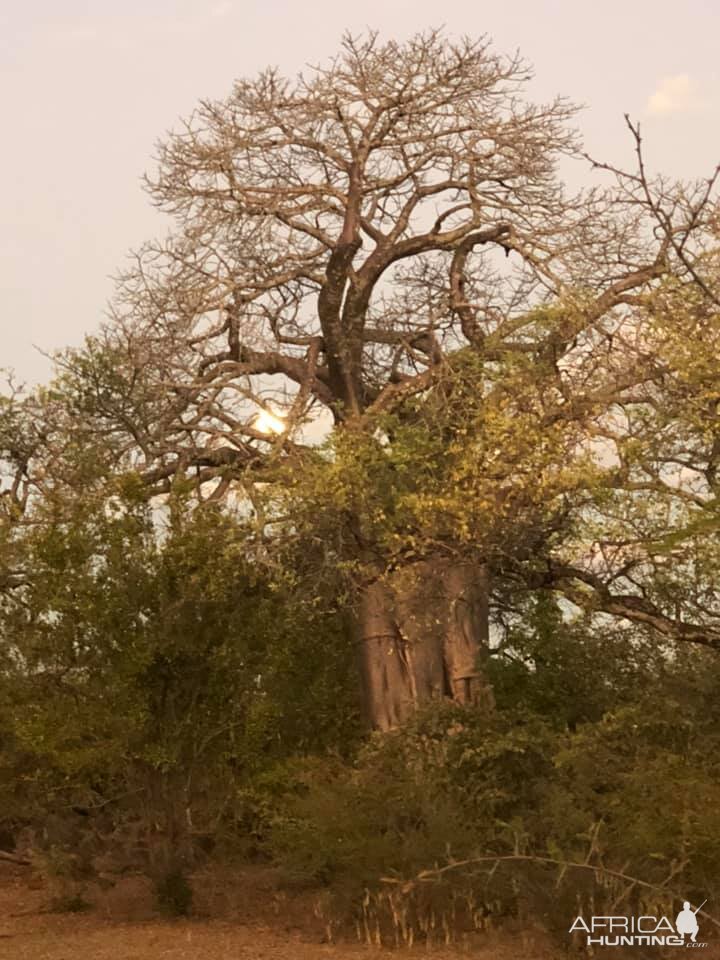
[[4, 32, 718, 729]]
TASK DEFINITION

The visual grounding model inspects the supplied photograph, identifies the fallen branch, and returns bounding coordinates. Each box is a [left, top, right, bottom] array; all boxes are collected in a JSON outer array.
[[381, 853, 720, 931], [0, 850, 31, 867]]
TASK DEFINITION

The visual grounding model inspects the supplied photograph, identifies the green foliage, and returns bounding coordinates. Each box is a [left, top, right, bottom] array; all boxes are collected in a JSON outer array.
[[269, 704, 552, 888], [489, 594, 668, 729], [261, 628, 720, 942], [284, 349, 595, 599], [0, 486, 359, 870]]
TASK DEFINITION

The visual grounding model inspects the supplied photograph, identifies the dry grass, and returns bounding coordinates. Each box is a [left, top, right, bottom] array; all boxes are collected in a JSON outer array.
[[0, 862, 573, 959]]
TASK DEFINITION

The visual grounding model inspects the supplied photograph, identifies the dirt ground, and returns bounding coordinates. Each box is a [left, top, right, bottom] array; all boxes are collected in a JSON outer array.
[[6, 860, 720, 960], [0, 861, 557, 960], [0, 917, 549, 960]]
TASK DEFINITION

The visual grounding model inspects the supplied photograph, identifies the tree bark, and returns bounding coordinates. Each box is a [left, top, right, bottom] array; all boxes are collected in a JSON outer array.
[[356, 559, 493, 731]]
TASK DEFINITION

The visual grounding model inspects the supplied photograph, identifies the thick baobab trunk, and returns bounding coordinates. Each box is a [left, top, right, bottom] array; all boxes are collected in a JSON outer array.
[[356, 559, 493, 731]]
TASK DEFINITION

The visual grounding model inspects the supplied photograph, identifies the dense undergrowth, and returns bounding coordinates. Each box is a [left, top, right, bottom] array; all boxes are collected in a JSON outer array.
[[1, 508, 718, 947]]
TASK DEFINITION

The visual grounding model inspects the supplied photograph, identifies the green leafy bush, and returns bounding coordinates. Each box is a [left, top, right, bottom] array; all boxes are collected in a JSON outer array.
[[264, 639, 720, 944]]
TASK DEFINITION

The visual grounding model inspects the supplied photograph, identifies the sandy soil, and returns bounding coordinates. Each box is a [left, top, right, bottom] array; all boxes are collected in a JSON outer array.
[[1, 859, 689, 960], [0, 916, 486, 960], [4, 858, 720, 959]]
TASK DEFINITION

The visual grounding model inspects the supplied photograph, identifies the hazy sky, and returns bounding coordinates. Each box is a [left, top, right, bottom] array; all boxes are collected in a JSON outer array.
[[2, 1, 719, 383]]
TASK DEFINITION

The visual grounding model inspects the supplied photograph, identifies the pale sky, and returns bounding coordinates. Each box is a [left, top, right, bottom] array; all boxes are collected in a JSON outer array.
[[2, 1, 719, 383]]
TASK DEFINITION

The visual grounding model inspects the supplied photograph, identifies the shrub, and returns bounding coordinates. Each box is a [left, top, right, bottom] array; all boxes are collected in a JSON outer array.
[[154, 868, 193, 917]]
